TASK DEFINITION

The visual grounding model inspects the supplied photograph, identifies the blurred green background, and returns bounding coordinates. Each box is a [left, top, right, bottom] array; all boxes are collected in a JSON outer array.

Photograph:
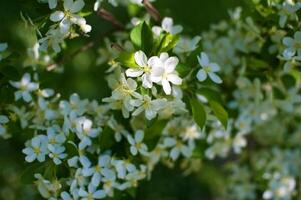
[[0, 0, 243, 199]]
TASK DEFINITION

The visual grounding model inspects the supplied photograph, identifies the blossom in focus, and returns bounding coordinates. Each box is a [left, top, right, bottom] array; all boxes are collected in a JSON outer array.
[[151, 53, 183, 95], [152, 17, 183, 36], [50, 0, 91, 34]]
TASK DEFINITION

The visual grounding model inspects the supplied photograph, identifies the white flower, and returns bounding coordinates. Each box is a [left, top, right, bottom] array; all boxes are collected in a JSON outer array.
[[151, 52, 183, 95], [232, 134, 247, 154], [50, 0, 91, 34], [23, 135, 48, 162], [132, 95, 167, 120], [59, 93, 89, 116], [196, 52, 222, 84], [82, 154, 114, 187], [0, 115, 9, 137], [182, 124, 203, 141], [103, 74, 142, 118], [125, 51, 156, 88], [163, 137, 192, 160], [48, 145, 67, 165], [75, 117, 101, 150], [112, 159, 136, 179], [39, 28, 66, 53], [10, 73, 39, 102], [0, 42, 8, 61], [174, 36, 201, 54], [127, 130, 148, 156], [47, 126, 66, 146], [278, 2, 301, 28], [283, 31, 301, 57], [78, 183, 106, 199], [152, 17, 183, 36]]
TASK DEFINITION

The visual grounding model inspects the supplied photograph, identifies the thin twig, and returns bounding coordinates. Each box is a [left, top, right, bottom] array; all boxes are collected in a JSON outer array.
[[97, 8, 125, 30], [143, 0, 161, 21]]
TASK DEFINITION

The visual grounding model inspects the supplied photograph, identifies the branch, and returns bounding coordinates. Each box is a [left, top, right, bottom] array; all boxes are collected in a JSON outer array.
[[143, 0, 161, 21], [97, 8, 125, 30]]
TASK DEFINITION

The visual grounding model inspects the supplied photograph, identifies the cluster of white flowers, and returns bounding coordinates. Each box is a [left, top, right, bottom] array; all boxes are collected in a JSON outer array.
[[38, 0, 91, 53], [2, 0, 301, 199]]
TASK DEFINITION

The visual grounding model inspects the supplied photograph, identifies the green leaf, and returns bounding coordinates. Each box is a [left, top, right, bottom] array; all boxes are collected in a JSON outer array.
[[247, 57, 269, 70], [99, 127, 115, 150], [157, 33, 179, 53], [130, 22, 153, 54], [19, 163, 45, 184], [281, 74, 296, 89], [209, 101, 228, 129], [116, 52, 138, 68], [176, 63, 191, 77], [198, 87, 223, 104], [190, 98, 206, 129], [0, 65, 20, 80]]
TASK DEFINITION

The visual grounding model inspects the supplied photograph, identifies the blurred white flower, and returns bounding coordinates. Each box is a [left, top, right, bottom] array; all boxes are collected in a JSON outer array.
[[127, 130, 148, 156], [196, 52, 222, 84], [10, 73, 39, 102]]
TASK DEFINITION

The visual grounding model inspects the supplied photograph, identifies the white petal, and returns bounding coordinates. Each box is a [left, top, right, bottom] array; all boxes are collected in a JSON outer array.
[[48, 0, 57, 9], [130, 146, 138, 155], [93, 190, 106, 199], [50, 11, 65, 22], [210, 63, 220, 72], [64, 0, 73, 11], [159, 52, 169, 62], [125, 68, 143, 77], [141, 74, 153, 88], [135, 130, 144, 142], [162, 79, 171, 95], [198, 52, 209, 66], [135, 51, 148, 67], [171, 25, 183, 34], [70, 0, 85, 13], [196, 69, 207, 82], [81, 24, 92, 33], [208, 72, 222, 84], [152, 26, 162, 36], [167, 74, 182, 85], [91, 173, 101, 186], [164, 57, 179, 73], [59, 19, 71, 34], [162, 17, 173, 32]]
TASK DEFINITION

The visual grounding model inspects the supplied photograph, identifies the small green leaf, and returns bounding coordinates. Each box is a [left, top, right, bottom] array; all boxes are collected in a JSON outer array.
[[130, 22, 153, 54], [190, 98, 206, 129], [116, 52, 138, 68], [157, 33, 179, 53], [209, 101, 228, 129]]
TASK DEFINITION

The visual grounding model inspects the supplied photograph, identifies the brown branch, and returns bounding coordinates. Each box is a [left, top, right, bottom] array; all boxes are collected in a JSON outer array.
[[143, 0, 161, 22], [97, 8, 125, 30]]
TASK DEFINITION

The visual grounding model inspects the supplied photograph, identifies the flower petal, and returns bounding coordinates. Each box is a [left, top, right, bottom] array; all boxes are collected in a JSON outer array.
[[135, 51, 148, 67], [50, 11, 65, 22], [162, 79, 172, 95], [125, 68, 143, 77], [208, 72, 222, 84], [196, 69, 207, 82]]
